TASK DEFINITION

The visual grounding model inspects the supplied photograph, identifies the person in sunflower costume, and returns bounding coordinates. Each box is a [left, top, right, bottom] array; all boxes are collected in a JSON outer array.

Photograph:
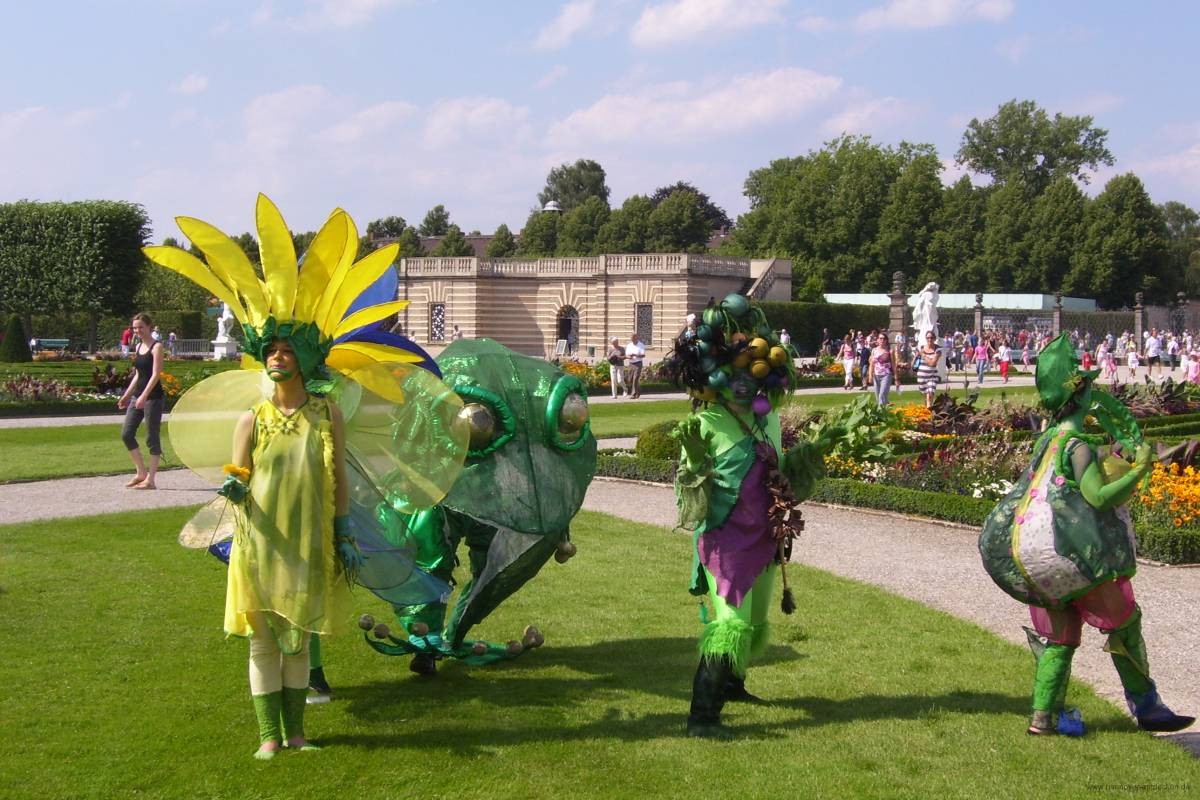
[[978, 333, 1193, 737], [146, 195, 468, 759], [662, 295, 839, 739]]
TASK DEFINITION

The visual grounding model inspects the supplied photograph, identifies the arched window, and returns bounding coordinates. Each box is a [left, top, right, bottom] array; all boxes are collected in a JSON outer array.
[[556, 306, 580, 354]]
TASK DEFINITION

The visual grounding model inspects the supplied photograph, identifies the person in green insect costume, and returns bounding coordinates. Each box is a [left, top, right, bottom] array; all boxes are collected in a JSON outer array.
[[361, 338, 598, 672], [979, 334, 1193, 736], [663, 294, 839, 739]]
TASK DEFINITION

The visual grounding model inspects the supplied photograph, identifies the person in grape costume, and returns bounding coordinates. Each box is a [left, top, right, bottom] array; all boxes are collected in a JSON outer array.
[[978, 334, 1193, 736], [663, 295, 838, 739]]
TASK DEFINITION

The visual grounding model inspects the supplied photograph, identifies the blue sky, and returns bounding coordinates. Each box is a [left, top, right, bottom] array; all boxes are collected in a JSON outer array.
[[2, 1, 1197, 241]]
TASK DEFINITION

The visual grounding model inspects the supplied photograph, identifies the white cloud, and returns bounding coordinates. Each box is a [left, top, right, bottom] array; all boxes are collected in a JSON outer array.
[[169, 108, 200, 129], [632, 0, 785, 47], [854, 0, 1013, 32], [797, 15, 837, 33], [316, 100, 416, 144], [821, 96, 911, 135], [550, 67, 842, 145], [423, 97, 530, 149], [535, 64, 569, 90], [995, 33, 1030, 64], [1132, 143, 1200, 183], [535, 1, 596, 50], [239, 84, 333, 159], [172, 73, 209, 95], [254, 0, 401, 31]]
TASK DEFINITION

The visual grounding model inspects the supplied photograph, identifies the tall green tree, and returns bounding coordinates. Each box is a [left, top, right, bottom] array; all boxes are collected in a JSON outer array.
[[485, 223, 517, 257], [556, 196, 610, 256], [366, 215, 407, 240], [136, 237, 213, 309], [876, 151, 943, 286], [927, 177, 988, 292], [1022, 176, 1086, 292], [537, 159, 610, 213], [976, 179, 1036, 292], [430, 224, 474, 257], [1066, 174, 1169, 307], [233, 232, 261, 266], [1159, 201, 1200, 297], [516, 209, 559, 257], [395, 226, 426, 258], [646, 190, 710, 252], [418, 205, 451, 237], [956, 99, 1114, 192], [649, 181, 731, 232], [1, 313, 32, 362], [595, 195, 653, 254]]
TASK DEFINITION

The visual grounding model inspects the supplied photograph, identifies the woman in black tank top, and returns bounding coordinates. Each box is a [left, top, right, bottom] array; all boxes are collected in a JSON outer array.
[[118, 313, 165, 488]]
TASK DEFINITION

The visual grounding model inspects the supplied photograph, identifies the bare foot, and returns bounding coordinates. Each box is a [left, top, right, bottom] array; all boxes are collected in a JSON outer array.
[[254, 741, 281, 761], [133, 481, 157, 490], [125, 475, 148, 488], [287, 736, 320, 751]]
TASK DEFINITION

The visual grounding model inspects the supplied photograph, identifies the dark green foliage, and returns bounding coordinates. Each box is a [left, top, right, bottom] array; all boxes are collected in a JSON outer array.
[[516, 208, 558, 257], [556, 197, 610, 256], [595, 451, 677, 483], [635, 420, 681, 462], [1, 314, 32, 362], [418, 205, 451, 237], [1066, 174, 1170, 306], [1136, 524, 1200, 565], [0, 200, 151, 323], [809, 478, 994, 526], [876, 151, 944, 286], [928, 176, 988, 292], [649, 181, 731, 232], [395, 227, 426, 257], [366, 216, 407, 240], [595, 195, 653, 254], [646, 190, 710, 253], [537, 158, 610, 213], [430, 224, 474, 257], [485, 224, 517, 257], [760, 301, 888, 355]]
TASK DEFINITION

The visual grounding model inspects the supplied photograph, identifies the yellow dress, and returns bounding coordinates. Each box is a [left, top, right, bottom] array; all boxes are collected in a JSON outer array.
[[224, 397, 348, 648]]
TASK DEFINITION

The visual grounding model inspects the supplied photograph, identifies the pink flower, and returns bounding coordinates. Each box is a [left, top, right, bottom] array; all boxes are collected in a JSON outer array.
[[1054, 476, 1066, 486], [1029, 488, 1038, 498], [1016, 515, 1026, 524]]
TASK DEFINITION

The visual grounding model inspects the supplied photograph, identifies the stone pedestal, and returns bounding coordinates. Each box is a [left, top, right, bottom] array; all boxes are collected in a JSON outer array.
[[212, 339, 239, 360], [1052, 292, 1063, 336], [974, 293, 984, 336], [1134, 292, 1145, 351], [888, 271, 908, 343]]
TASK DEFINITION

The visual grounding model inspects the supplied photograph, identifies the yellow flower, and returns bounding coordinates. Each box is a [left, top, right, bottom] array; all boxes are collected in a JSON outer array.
[[222, 464, 251, 481]]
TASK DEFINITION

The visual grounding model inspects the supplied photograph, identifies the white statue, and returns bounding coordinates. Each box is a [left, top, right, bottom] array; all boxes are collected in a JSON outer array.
[[911, 282, 940, 340], [215, 303, 235, 343]]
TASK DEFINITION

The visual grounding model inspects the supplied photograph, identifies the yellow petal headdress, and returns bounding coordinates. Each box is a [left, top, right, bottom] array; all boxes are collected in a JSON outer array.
[[143, 193, 418, 389]]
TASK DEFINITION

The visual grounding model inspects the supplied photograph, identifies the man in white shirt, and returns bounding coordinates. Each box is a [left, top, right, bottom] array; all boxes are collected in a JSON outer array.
[[1145, 329, 1162, 377], [624, 334, 646, 399]]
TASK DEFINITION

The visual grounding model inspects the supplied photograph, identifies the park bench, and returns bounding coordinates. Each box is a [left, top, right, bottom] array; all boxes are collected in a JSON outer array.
[[36, 338, 70, 351]]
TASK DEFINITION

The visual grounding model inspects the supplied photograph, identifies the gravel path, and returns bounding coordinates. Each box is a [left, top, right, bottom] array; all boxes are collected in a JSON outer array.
[[3, 468, 1194, 752]]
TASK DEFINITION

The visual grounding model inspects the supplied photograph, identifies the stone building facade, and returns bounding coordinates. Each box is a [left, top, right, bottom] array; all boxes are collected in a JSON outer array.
[[395, 254, 792, 359]]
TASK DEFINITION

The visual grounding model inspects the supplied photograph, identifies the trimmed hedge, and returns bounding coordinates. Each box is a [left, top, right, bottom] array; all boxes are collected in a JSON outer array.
[[596, 451, 677, 483], [1138, 525, 1200, 565], [1139, 420, 1200, 438], [636, 420, 679, 461], [1139, 412, 1200, 430], [807, 478, 995, 526], [761, 301, 889, 356], [0, 398, 126, 417], [1, 314, 32, 362]]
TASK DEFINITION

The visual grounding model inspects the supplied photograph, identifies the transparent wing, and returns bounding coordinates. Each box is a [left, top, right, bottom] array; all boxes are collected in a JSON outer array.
[[167, 369, 269, 484]]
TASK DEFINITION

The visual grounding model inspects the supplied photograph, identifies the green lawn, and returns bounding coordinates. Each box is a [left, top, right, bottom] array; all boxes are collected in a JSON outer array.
[[0, 507, 1193, 799], [0, 422, 180, 483]]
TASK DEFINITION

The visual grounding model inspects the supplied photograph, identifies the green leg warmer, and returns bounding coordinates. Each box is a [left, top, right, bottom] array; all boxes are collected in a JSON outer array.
[[309, 634, 322, 669], [252, 692, 282, 752], [281, 687, 311, 744], [698, 618, 753, 679], [1104, 607, 1153, 696], [1032, 643, 1076, 713]]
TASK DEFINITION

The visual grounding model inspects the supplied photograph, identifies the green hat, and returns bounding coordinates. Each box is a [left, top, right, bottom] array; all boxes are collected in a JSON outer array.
[[1035, 334, 1100, 412]]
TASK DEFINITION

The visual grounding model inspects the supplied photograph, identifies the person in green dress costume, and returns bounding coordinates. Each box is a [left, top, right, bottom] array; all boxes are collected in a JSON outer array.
[[978, 334, 1193, 736]]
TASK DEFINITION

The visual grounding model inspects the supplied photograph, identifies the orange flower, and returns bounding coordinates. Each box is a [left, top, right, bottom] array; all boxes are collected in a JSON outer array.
[[222, 464, 251, 481]]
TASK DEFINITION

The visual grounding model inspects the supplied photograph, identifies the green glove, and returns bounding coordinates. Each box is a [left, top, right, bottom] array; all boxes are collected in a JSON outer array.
[[672, 417, 713, 466], [334, 515, 364, 578], [217, 474, 250, 504]]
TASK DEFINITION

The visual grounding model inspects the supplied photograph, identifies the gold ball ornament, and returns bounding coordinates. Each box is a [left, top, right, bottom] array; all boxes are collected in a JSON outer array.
[[748, 338, 769, 359], [768, 346, 789, 367], [732, 351, 752, 369], [751, 359, 771, 379]]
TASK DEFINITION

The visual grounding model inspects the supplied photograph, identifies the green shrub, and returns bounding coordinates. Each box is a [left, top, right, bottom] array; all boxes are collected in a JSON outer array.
[[761, 301, 888, 356], [1136, 524, 1200, 565], [636, 420, 680, 461], [1, 314, 32, 362], [808, 478, 994, 526], [596, 451, 677, 483]]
